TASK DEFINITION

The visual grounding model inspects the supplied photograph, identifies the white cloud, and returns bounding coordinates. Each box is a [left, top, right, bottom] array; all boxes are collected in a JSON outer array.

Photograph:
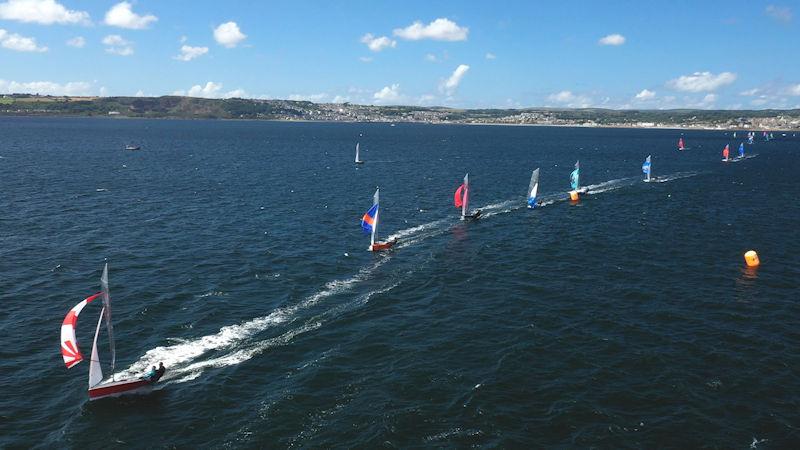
[[331, 95, 350, 103], [174, 45, 208, 61], [598, 33, 626, 45], [547, 90, 592, 108], [213, 21, 246, 48], [102, 34, 133, 56], [635, 89, 656, 100], [0, 28, 47, 52], [360, 33, 395, 52], [0, 78, 92, 95], [66, 36, 84, 47], [765, 5, 792, 22], [440, 64, 470, 95], [393, 18, 468, 41], [173, 81, 246, 99], [417, 94, 437, 105], [358, 56, 372, 63], [788, 84, 800, 96], [0, 0, 89, 25], [485, 52, 496, 60], [739, 88, 761, 96], [666, 71, 736, 92], [104, 1, 156, 29], [373, 83, 401, 103], [424, 53, 438, 62]]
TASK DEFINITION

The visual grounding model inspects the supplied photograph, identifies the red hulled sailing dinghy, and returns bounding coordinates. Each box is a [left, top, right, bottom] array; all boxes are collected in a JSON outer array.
[[61, 263, 160, 400]]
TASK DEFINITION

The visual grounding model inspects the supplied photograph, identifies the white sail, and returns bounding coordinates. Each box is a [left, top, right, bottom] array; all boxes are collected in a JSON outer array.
[[88, 307, 104, 388], [371, 188, 379, 246], [527, 168, 539, 208], [355, 142, 361, 163], [462, 173, 469, 218], [100, 263, 115, 376]]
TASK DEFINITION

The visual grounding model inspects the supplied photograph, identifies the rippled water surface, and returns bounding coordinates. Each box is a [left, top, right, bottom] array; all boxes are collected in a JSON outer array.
[[1, 118, 798, 448]]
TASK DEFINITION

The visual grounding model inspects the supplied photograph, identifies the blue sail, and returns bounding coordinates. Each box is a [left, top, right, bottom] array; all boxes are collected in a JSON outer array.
[[738, 142, 745, 158], [642, 155, 651, 175], [569, 161, 580, 190]]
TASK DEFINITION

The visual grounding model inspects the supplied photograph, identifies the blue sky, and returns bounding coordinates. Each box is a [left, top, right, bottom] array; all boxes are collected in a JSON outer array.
[[1, 0, 798, 109]]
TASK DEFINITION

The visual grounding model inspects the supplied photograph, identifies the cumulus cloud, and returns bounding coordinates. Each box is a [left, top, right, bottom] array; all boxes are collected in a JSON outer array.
[[598, 33, 626, 45], [0, 28, 47, 52], [213, 21, 246, 48], [485, 52, 496, 60], [0, 78, 92, 95], [174, 45, 208, 61], [173, 81, 246, 99], [666, 71, 736, 92], [739, 88, 761, 96], [66, 36, 84, 47], [440, 64, 470, 95], [765, 5, 792, 22], [373, 83, 401, 103], [104, 2, 156, 29], [360, 33, 395, 52], [102, 34, 133, 56], [635, 89, 656, 100], [0, 0, 89, 25], [393, 18, 468, 41], [547, 90, 592, 108], [789, 84, 800, 96], [288, 93, 329, 102]]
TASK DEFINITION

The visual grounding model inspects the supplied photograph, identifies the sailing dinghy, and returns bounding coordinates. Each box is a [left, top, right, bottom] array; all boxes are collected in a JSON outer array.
[[642, 155, 652, 182], [722, 144, 730, 162], [527, 168, 540, 208], [355, 142, 364, 164], [678, 137, 686, 151], [61, 263, 160, 400], [568, 161, 585, 200], [738, 142, 745, 159], [454, 173, 481, 220], [361, 188, 397, 251]]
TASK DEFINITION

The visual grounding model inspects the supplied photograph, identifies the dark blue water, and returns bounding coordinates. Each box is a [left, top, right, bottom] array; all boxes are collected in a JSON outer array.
[[1, 118, 798, 448]]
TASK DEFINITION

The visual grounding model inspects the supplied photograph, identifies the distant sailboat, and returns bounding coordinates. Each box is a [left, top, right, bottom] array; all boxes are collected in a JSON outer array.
[[61, 263, 161, 401], [527, 168, 540, 208], [361, 188, 396, 251], [722, 144, 730, 162], [748, 132, 754, 145], [733, 131, 737, 138], [738, 142, 745, 159], [125, 144, 140, 151], [568, 160, 585, 200], [642, 155, 652, 182], [454, 173, 481, 220], [354, 142, 364, 164], [678, 137, 686, 151]]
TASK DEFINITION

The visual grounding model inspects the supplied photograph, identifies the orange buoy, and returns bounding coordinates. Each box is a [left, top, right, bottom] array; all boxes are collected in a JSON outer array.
[[569, 190, 580, 201], [744, 250, 760, 267]]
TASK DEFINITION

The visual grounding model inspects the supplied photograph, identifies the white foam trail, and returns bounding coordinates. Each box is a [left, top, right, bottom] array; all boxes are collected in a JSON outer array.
[[585, 177, 638, 194], [114, 259, 388, 380], [651, 171, 700, 183], [388, 219, 451, 248]]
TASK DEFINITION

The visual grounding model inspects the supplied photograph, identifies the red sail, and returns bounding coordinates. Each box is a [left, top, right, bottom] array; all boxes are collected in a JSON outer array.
[[678, 138, 685, 150], [454, 184, 465, 208], [722, 145, 729, 159]]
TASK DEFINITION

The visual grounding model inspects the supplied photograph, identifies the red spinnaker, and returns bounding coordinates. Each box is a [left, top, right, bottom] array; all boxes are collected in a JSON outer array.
[[454, 184, 465, 208]]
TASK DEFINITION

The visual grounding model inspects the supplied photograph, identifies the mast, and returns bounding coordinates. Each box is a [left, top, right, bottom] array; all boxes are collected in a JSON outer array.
[[371, 188, 378, 246], [462, 173, 469, 218], [100, 263, 115, 378]]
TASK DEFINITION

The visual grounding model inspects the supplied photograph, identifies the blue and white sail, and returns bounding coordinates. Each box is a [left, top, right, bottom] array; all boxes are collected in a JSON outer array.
[[738, 142, 745, 158], [527, 168, 540, 208], [569, 161, 580, 191], [361, 188, 379, 248], [642, 155, 651, 182]]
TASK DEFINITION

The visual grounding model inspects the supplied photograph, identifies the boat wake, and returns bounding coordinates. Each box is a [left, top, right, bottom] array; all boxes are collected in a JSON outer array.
[[649, 171, 700, 183], [584, 177, 639, 194], [116, 258, 391, 382]]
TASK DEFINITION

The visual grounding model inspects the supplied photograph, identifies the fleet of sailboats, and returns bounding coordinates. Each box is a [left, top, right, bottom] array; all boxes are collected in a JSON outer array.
[[61, 263, 161, 400]]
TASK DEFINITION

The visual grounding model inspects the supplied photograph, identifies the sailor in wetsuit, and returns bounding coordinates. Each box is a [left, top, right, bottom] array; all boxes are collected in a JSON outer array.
[[154, 362, 166, 381]]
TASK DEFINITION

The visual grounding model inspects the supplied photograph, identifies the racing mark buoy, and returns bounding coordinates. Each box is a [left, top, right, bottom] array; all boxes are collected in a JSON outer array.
[[569, 190, 580, 201], [744, 250, 760, 267]]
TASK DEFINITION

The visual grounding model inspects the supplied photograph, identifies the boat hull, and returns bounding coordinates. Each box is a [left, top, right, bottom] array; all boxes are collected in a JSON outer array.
[[88, 378, 155, 400], [461, 210, 482, 221], [369, 240, 397, 252]]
